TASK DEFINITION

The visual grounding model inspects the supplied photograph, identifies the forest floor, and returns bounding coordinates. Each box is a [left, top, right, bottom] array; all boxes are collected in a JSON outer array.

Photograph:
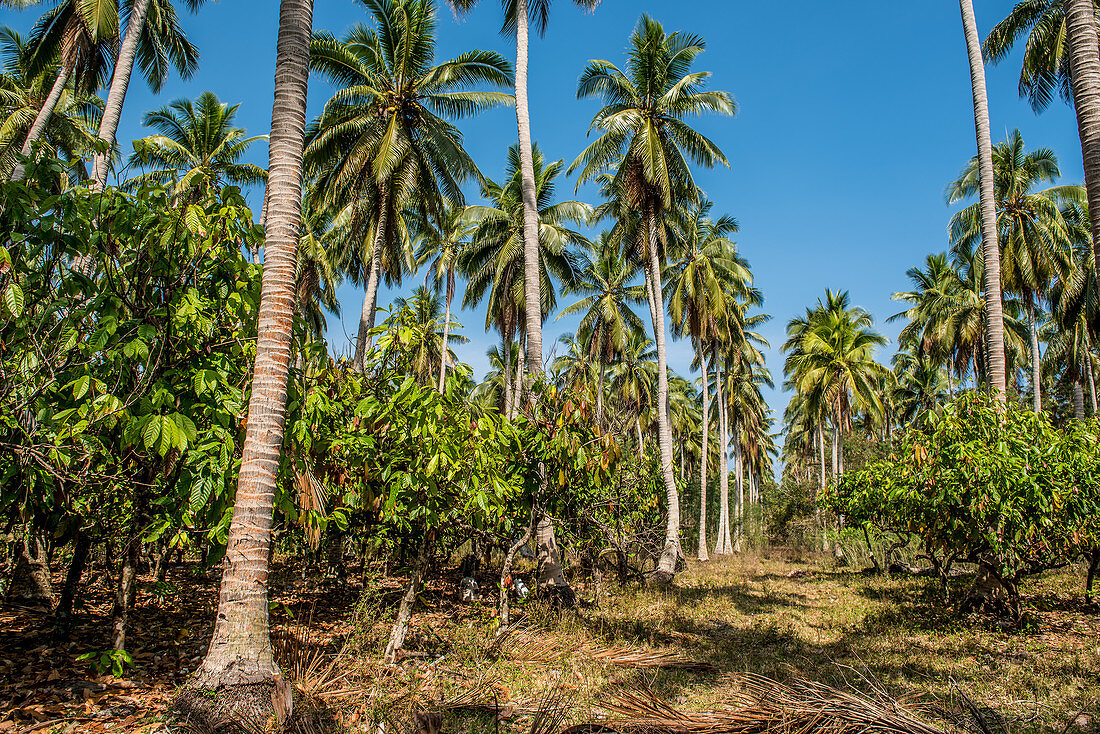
[[0, 549, 1097, 734]]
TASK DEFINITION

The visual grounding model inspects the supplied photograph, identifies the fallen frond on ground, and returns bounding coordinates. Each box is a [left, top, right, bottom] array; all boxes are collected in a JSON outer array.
[[569, 674, 944, 734], [495, 626, 716, 672]]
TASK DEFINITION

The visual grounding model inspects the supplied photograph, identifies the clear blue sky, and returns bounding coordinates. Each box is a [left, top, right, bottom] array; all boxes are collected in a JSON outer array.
[[0, 0, 1085, 426]]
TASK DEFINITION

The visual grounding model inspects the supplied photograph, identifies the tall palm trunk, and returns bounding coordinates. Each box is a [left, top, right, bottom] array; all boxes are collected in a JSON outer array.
[[437, 268, 454, 392], [646, 211, 682, 579], [817, 422, 827, 553], [733, 419, 743, 553], [355, 198, 390, 370], [1074, 380, 1086, 421], [92, 0, 152, 188], [959, 0, 1007, 401], [1085, 332, 1097, 414], [11, 64, 72, 182], [697, 344, 710, 562], [596, 356, 606, 428], [1025, 294, 1041, 412], [514, 0, 543, 382], [503, 334, 513, 417], [1066, 0, 1100, 271], [192, 0, 312, 690], [715, 367, 731, 556]]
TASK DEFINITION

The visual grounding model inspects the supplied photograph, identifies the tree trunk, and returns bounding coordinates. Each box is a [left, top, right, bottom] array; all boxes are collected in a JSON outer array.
[[511, 343, 525, 417], [5, 532, 54, 606], [503, 335, 513, 417], [153, 540, 173, 583], [817, 422, 827, 553], [1065, 0, 1100, 272], [11, 64, 72, 182], [1086, 334, 1098, 415], [92, 0, 152, 188], [437, 269, 454, 392], [635, 416, 644, 462], [384, 533, 428, 664], [1025, 294, 1042, 412], [697, 345, 710, 562], [355, 200, 390, 371], [534, 513, 574, 602], [55, 531, 91, 619], [715, 369, 731, 556], [596, 357, 605, 429], [514, 0, 543, 381], [500, 507, 536, 627], [111, 534, 140, 651], [191, 0, 312, 690], [1074, 380, 1086, 422], [733, 419, 743, 553], [646, 211, 682, 581], [959, 0, 1007, 401]]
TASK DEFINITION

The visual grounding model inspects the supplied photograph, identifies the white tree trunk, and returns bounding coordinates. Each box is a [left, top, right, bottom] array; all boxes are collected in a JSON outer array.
[[11, 64, 71, 182], [514, 0, 543, 380], [697, 345, 710, 562]]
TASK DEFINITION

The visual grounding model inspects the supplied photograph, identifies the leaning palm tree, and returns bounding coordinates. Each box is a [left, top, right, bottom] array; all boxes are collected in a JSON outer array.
[[556, 232, 646, 428], [6, 0, 117, 181], [125, 91, 267, 201], [91, 0, 206, 187], [304, 0, 512, 371], [958, 0, 1008, 401], [947, 129, 1083, 411], [445, 0, 601, 383], [570, 14, 735, 581], [0, 27, 99, 178], [191, 0, 313, 711]]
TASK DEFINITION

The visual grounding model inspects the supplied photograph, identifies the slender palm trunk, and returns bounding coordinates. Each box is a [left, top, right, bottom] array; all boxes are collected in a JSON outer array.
[[355, 199, 390, 370], [831, 422, 839, 481], [733, 420, 743, 553], [1065, 0, 1100, 271], [646, 210, 682, 579], [1074, 380, 1086, 421], [437, 269, 454, 392], [503, 336, 513, 417], [11, 64, 72, 182], [514, 0, 543, 381], [596, 358, 606, 428], [92, 0, 152, 188], [635, 415, 644, 462], [1089, 355, 1098, 415], [192, 0, 312, 689], [715, 368, 731, 556], [1025, 294, 1041, 412], [959, 0, 1007, 401], [817, 422, 827, 553], [697, 345, 710, 562]]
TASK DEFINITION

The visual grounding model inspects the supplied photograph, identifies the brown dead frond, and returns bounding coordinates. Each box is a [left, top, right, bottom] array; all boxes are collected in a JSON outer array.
[[572, 674, 945, 734], [498, 627, 714, 672]]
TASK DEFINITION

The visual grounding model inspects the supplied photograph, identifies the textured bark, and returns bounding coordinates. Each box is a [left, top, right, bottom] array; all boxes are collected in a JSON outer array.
[[503, 337, 513, 417], [514, 0, 543, 379], [384, 535, 428, 664], [437, 269, 454, 392], [1066, 0, 1100, 272], [596, 359, 605, 429], [11, 65, 71, 182], [1074, 380, 1086, 421], [1026, 296, 1042, 412], [647, 211, 682, 580], [1089, 352, 1098, 414], [92, 0, 152, 188], [960, 0, 1007, 400], [111, 535, 139, 651], [697, 345, 710, 562], [5, 533, 54, 605], [534, 514, 570, 593], [192, 0, 312, 689]]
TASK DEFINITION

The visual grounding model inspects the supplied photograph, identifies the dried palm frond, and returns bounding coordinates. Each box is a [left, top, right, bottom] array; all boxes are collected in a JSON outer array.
[[498, 627, 714, 672], [571, 674, 944, 734]]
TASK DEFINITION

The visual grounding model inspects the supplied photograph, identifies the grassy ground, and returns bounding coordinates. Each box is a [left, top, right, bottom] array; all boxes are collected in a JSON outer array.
[[1, 550, 1097, 733]]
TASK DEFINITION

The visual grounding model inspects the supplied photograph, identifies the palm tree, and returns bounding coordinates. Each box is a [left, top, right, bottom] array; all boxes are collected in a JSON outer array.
[[304, 0, 512, 371], [610, 330, 657, 461], [665, 199, 750, 561], [1063, 0, 1100, 273], [784, 290, 888, 484], [414, 200, 476, 391], [192, 0, 313, 700], [445, 0, 602, 384], [958, 0, 1008, 401], [382, 287, 467, 385], [125, 91, 267, 200], [6, 0, 117, 181], [891, 350, 949, 423], [557, 232, 646, 427], [460, 142, 588, 417], [296, 200, 342, 342], [91, 0, 205, 187], [947, 130, 1083, 411], [571, 15, 735, 580], [0, 27, 99, 177]]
